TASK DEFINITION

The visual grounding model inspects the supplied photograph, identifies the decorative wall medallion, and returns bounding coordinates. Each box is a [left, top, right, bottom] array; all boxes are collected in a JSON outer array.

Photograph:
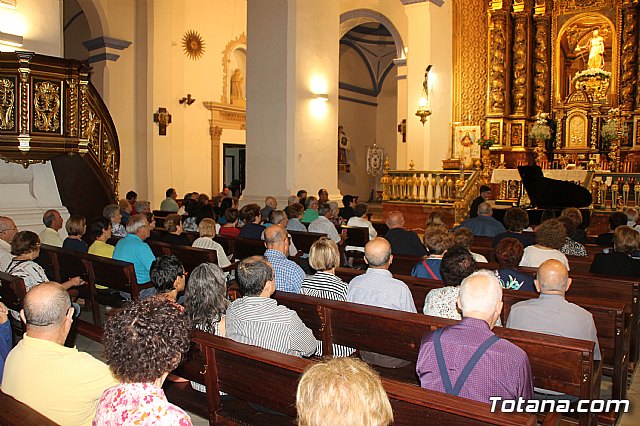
[[33, 80, 61, 132], [182, 30, 205, 60], [0, 77, 15, 130]]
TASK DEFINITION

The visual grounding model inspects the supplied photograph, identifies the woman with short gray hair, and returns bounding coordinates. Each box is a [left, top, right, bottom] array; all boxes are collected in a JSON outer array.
[[103, 204, 127, 238]]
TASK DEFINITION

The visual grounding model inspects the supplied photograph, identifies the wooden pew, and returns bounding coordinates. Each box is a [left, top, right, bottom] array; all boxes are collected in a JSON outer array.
[[147, 240, 218, 273], [71, 319, 556, 426], [336, 269, 630, 387], [0, 389, 59, 426], [81, 252, 154, 324], [0, 271, 26, 342], [214, 235, 266, 261], [190, 330, 546, 426], [501, 292, 628, 404], [288, 230, 326, 253], [273, 292, 599, 426]]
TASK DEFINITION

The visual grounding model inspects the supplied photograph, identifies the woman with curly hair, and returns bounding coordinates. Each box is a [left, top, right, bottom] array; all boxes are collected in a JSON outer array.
[[94, 296, 192, 425], [519, 219, 569, 270], [411, 225, 454, 280]]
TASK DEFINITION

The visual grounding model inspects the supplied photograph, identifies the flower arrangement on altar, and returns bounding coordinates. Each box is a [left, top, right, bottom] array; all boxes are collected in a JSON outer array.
[[601, 108, 628, 143], [571, 68, 611, 85], [476, 136, 496, 149], [530, 113, 552, 141]]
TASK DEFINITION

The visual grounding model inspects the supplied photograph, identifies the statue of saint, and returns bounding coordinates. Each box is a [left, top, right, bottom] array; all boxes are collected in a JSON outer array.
[[575, 29, 605, 70], [230, 68, 246, 107]]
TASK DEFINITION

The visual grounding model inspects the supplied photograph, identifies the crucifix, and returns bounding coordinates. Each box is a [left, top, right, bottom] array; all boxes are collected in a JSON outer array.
[[153, 107, 172, 135]]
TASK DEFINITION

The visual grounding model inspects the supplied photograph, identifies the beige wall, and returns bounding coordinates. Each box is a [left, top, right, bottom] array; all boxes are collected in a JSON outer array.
[[51, 0, 453, 208], [0, 0, 62, 55]]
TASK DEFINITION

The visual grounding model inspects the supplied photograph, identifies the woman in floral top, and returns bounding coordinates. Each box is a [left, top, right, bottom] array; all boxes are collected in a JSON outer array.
[[494, 238, 535, 292], [94, 296, 192, 425], [423, 246, 477, 320]]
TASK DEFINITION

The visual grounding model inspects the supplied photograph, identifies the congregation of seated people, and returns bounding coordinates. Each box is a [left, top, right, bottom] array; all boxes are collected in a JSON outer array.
[[1, 185, 640, 425]]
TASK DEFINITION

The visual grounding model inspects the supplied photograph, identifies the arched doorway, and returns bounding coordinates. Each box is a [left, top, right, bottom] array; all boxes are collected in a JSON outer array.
[[338, 17, 401, 202]]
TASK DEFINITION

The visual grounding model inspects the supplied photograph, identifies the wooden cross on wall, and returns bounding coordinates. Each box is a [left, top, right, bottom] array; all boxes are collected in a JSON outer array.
[[153, 107, 172, 136]]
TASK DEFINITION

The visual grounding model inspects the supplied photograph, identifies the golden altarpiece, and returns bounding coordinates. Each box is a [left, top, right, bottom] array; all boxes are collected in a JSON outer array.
[[381, 0, 640, 229], [482, 0, 637, 164]]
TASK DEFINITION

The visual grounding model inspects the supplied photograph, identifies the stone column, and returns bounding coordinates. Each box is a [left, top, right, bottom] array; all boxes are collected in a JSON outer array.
[[242, 0, 340, 206], [210, 125, 223, 196]]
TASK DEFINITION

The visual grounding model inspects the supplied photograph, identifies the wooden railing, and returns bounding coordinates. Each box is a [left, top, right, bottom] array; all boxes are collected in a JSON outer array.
[[587, 171, 640, 211], [381, 168, 481, 224]]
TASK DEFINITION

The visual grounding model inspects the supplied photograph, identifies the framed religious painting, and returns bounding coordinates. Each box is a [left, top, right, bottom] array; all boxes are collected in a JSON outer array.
[[453, 125, 481, 169]]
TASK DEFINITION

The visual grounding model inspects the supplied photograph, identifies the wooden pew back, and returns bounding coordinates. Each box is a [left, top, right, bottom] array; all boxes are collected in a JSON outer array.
[[288, 230, 326, 253], [147, 240, 218, 273], [191, 330, 540, 426], [0, 389, 58, 426], [274, 292, 598, 406]]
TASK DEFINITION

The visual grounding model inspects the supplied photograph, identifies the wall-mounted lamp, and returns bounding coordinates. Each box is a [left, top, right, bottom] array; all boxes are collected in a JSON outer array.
[[314, 93, 329, 102], [179, 94, 195, 105], [0, 31, 23, 47], [415, 65, 432, 125]]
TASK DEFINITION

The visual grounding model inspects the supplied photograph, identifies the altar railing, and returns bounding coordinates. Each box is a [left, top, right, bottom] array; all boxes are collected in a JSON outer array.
[[588, 172, 640, 210], [380, 169, 481, 224]]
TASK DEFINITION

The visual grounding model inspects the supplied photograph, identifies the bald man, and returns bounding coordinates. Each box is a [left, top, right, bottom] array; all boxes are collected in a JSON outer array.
[[263, 225, 305, 293], [2, 283, 117, 425], [0, 216, 18, 270], [383, 211, 427, 257], [417, 270, 533, 403], [347, 237, 416, 368], [507, 259, 600, 361]]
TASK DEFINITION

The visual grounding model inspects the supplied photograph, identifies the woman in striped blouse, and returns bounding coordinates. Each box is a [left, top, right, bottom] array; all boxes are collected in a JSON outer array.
[[301, 237, 353, 357], [301, 237, 348, 300]]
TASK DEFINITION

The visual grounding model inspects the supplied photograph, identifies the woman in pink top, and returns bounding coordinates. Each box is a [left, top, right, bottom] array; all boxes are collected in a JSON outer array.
[[93, 296, 192, 425]]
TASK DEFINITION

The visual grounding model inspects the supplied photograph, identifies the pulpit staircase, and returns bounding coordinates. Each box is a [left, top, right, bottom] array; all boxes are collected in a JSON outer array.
[[0, 52, 119, 220]]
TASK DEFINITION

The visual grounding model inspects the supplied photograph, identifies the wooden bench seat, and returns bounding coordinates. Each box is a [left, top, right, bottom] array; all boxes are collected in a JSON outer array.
[[0, 389, 59, 426], [191, 330, 548, 426], [72, 319, 548, 425], [273, 291, 600, 425], [336, 268, 630, 401]]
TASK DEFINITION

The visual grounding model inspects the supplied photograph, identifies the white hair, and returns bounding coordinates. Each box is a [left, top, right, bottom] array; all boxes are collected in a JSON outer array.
[[125, 214, 148, 234], [458, 270, 502, 315]]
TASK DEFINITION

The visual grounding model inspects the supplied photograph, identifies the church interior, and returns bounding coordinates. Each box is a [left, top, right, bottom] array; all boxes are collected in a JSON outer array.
[[2, 0, 640, 424]]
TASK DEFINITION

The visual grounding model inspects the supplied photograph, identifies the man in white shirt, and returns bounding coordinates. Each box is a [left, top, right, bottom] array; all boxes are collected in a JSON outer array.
[[0, 216, 18, 270], [309, 203, 347, 245], [39, 210, 63, 247]]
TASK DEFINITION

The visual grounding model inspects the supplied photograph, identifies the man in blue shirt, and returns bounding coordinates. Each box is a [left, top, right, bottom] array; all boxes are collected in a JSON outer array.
[[456, 202, 506, 238], [113, 214, 156, 298], [263, 225, 305, 293]]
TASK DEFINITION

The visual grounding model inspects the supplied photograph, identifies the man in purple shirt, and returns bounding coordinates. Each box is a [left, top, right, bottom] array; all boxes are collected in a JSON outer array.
[[416, 270, 533, 404]]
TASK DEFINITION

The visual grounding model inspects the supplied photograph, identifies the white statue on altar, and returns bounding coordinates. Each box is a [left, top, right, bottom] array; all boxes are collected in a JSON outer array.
[[575, 29, 605, 70]]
